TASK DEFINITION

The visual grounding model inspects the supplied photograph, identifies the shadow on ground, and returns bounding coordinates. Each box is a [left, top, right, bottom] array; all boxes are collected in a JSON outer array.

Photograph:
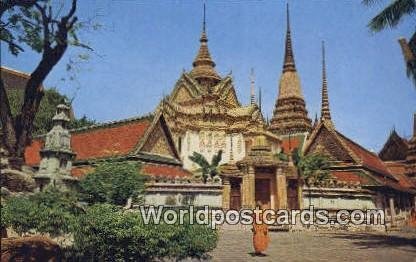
[[319, 232, 416, 251]]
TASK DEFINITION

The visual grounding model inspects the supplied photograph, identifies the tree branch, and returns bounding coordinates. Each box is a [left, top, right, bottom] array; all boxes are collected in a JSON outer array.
[[0, 0, 37, 18], [15, 0, 79, 157]]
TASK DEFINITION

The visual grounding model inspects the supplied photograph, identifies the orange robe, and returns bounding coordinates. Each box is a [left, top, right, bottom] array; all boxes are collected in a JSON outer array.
[[409, 211, 416, 227], [252, 222, 269, 254]]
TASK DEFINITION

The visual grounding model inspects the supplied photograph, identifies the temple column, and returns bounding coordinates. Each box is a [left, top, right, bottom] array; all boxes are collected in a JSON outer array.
[[297, 182, 304, 209], [276, 168, 287, 209], [222, 177, 231, 210], [241, 173, 249, 208], [248, 166, 255, 208], [389, 196, 396, 226]]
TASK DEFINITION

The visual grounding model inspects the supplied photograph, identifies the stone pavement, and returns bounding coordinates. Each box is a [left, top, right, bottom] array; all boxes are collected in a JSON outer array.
[[206, 227, 416, 262]]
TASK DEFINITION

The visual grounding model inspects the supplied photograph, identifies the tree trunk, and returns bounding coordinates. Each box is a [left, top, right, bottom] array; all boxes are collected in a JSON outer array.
[[0, 78, 17, 157]]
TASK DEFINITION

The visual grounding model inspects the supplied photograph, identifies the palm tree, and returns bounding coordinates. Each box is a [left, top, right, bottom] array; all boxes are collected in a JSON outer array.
[[189, 150, 223, 183], [291, 149, 332, 206], [363, 0, 416, 86]]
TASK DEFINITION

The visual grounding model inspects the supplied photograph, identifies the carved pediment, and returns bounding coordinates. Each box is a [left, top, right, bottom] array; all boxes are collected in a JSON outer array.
[[141, 121, 175, 157], [307, 126, 354, 162], [172, 84, 194, 104], [134, 113, 180, 161]]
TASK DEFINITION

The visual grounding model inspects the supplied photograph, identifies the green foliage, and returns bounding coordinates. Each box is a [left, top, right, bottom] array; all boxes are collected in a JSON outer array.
[[72, 204, 218, 261], [363, 0, 415, 32], [363, 0, 416, 86], [79, 161, 145, 205], [1, 1, 92, 56], [276, 152, 289, 162], [5, 88, 95, 135], [1, 187, 82, 237], [189, 150, 223, 182], [292, 149, 332, 187]]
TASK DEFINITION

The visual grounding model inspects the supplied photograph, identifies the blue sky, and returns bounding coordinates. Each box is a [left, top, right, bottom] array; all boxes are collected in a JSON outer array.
[[2, 0, 415, 152]]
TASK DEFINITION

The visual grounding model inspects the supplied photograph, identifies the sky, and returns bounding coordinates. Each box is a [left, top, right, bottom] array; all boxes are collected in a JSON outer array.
[[1, 0, 415, 152]]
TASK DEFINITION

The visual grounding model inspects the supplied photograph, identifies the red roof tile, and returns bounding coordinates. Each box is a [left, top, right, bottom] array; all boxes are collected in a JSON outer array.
[[25, 119, 151, 166], [384, 162, 416, 189], [142, 163, 192, 178], [331, 171, 371, 184], [336, 131, 394, 179], [281, 134, 305, 154]]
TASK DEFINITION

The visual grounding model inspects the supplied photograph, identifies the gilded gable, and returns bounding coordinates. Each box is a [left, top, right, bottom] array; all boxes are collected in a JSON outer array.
[[172, 85, 194, 104], [307, 127, 354, 162], [141, 121, 176, 158]]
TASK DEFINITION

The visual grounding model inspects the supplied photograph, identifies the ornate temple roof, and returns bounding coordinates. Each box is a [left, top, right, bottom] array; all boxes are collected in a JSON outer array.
[[189, 6, 221, 88], [238, 135, 279, 167], [24, 112, 190, 178], [304, 120, 416, 193], [269, 4, 311, 135], [379, 130, 409, 161]]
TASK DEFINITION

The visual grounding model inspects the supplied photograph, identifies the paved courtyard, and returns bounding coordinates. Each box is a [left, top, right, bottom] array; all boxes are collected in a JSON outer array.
[[207, 227, 416, 262]]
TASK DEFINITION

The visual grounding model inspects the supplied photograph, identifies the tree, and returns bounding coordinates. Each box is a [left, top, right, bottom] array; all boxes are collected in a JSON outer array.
[[189, 150, 223, 183], [291, 148, 332, 206], [72, 204, 218, 261], [363, 0, 416, 86], [78, 161, 146, 206], [6, 87, 95, 135], [1, 186, 83, 237], [0, 0, 90, 167]]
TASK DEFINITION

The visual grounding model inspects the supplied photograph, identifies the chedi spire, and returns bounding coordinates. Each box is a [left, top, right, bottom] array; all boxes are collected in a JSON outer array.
[[321, 41, 332, 122], [190, 4, 221, 88], [269, 4, 311, 135]]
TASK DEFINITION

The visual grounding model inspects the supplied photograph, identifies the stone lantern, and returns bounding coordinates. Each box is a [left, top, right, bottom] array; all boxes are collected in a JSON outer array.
[[34, 104, 77, 190]]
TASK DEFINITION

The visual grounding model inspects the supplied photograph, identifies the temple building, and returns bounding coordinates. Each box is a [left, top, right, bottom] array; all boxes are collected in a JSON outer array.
[[158, 7, 281, 171], [25, 111, 191, 179], [303, 42, 416, 225], [15, 4, 416, 225]]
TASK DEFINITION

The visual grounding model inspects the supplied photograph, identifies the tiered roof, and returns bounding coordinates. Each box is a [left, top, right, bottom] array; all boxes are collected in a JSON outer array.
[[379, 130, 409, 161], [305, 120, 415, 193], [269, 4, 311, 135], [189, 5, 221, 88]]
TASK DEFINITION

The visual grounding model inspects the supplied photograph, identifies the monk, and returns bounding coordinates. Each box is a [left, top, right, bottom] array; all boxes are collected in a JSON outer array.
[[409, 208, 416, 227], [252, 202, 270, 256]]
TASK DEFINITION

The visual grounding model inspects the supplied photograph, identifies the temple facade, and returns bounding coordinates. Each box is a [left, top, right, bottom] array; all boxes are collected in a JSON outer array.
[[158, 9, 281, 171], [18, 4, 416, 227]]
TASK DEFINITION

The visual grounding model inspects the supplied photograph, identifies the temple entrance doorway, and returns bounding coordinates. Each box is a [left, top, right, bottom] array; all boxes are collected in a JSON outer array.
[[287, 179, 299, 209], [255, 179, 271, 209], [230, 179, 241, 210]]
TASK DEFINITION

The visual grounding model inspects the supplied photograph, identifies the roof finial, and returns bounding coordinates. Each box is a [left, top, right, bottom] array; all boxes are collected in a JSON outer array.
[[413, 113, 416, 137], [321, 41, 332, 122], [250, 68, 256, 105], [258, 86, 262, 112], [190, 3, 221, 87], [283, 3, 296, 73], [203, 3, 206, 33]]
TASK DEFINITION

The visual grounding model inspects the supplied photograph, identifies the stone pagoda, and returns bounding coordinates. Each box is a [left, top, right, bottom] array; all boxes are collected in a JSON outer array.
[[34, 104, 77, 190], [269, 4, 311, 136]]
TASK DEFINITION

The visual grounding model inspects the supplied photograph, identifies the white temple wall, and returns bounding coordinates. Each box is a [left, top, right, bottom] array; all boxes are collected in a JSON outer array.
[[302, 187, 377, 210], [179, 130, 246, 171]]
